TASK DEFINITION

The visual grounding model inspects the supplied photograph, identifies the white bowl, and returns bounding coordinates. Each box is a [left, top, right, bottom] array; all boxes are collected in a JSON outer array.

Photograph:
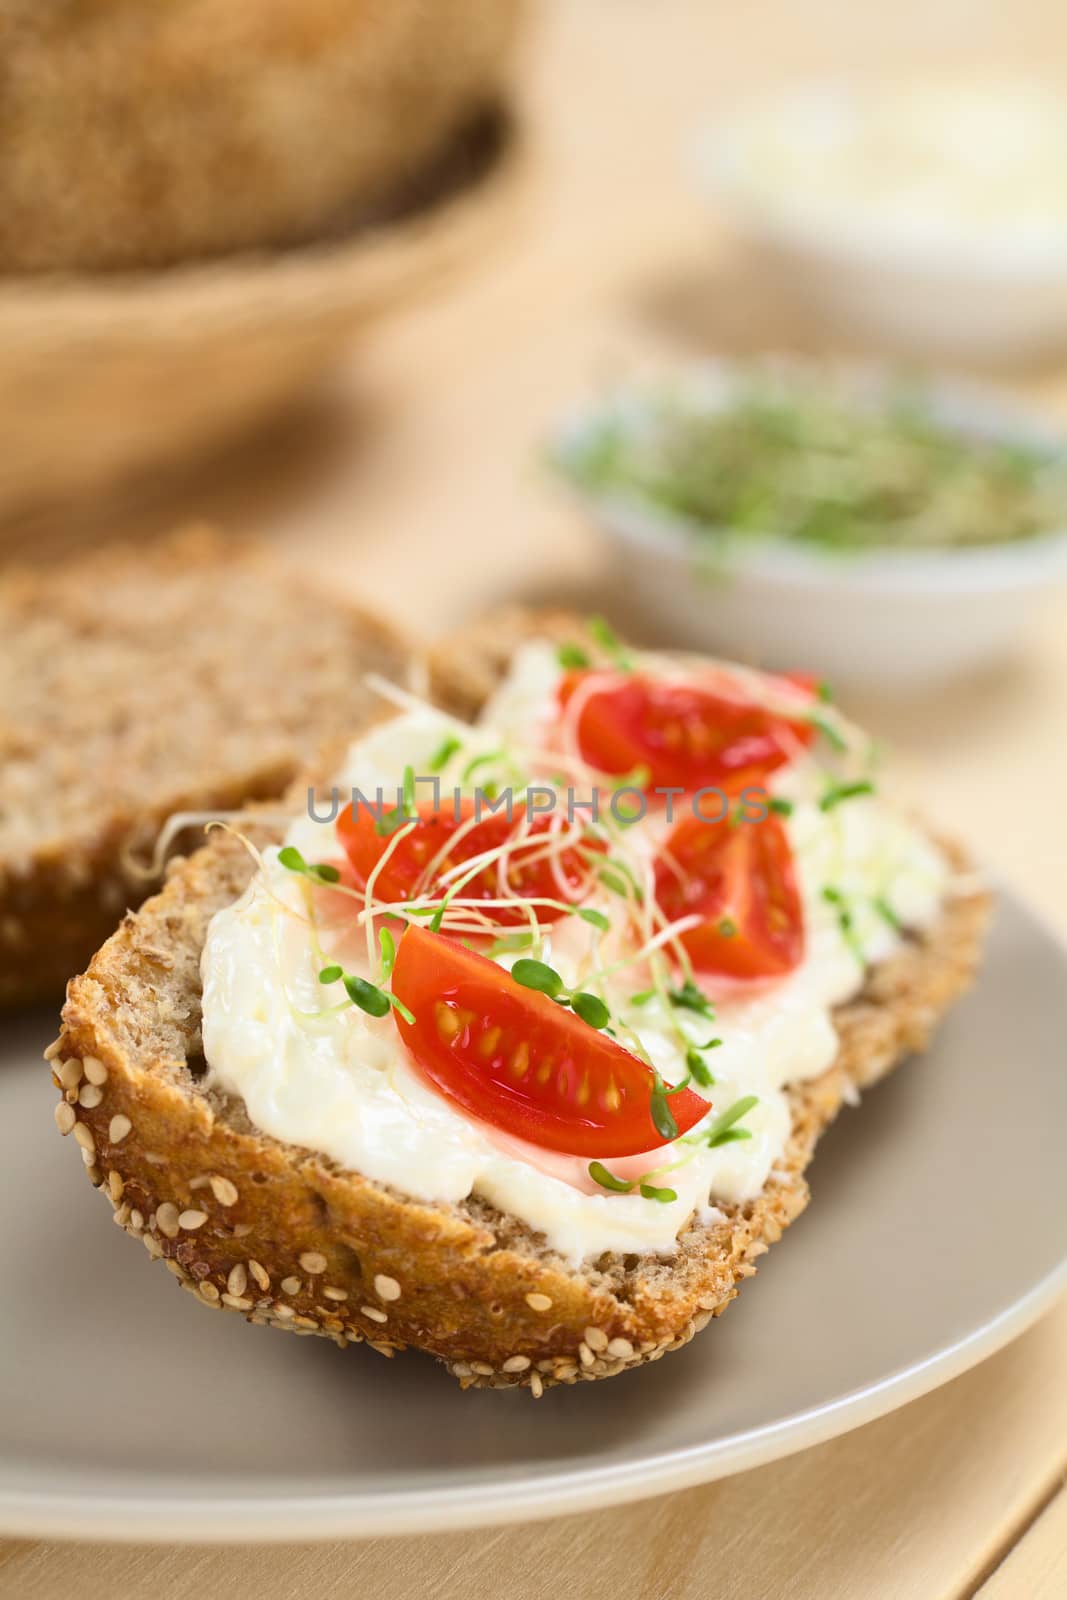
[[552, 370, 1067, 691], [696, 81, 1067, 362]]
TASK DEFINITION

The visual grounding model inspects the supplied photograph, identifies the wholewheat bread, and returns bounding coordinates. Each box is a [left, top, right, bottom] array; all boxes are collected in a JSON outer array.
[[1, 527, 408, 1009], [49, 612, 991, 1391], [0, 0, 525, 272]]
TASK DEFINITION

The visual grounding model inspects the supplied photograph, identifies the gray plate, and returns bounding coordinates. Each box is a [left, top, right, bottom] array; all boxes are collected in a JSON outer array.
[[2, 888, 1066, 1543]]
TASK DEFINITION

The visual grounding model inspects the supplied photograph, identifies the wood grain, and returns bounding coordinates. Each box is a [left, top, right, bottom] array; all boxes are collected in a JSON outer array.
[[979, 1486, 1067, 1600], [3, 0, 1067, 1593]]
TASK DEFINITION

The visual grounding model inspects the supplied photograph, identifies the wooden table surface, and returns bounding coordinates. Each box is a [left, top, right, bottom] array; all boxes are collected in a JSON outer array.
[[4, 2, 1067, 1594]]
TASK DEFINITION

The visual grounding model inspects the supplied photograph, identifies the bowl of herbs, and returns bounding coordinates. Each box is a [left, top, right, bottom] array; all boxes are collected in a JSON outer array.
[[550, 364, 1067, 689]]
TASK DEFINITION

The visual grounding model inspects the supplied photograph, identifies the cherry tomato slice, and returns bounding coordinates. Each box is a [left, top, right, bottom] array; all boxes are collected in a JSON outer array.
[[655, 812, 804, 981], [337, 800, 593, 925], [391, 927, 710, 1157], [559, 670, 814, 791]]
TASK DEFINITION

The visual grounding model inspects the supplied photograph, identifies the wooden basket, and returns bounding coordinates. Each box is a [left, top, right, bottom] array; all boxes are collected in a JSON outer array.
[[0, 107, 524, 520]]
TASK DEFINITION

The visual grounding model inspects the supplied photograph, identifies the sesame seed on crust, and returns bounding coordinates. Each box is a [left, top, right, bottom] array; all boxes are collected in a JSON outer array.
[[526, 1292, 553, 1312], [56, 1058, 83, 1091], [78, 1083, 103, 1109], [281, 1275, 301, 1295], [361, 1304, 388, 1324], [210, 1175, 239, 1206], [373, 1273, 401, 1301], [72, 1121, 95, 1155], [227, 1263, 248, 1297], [248, 1260, 270, 1292], [300, 1251, 327, 1275], [155, 1202, 180, 1239], [82, 1056, 108, 1086], [178, 1209, 208, 1231], [108, 1114, 132, 1144], [54, 1101, 75, 1136]]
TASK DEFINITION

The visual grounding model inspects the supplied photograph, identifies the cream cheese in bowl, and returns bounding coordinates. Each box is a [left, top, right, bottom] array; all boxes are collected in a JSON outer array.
[[699, 80, 1067, 357]]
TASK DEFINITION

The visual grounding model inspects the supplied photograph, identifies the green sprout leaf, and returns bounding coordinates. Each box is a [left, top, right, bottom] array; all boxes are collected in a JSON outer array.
[[428, 733, 462, 772], [810, 712, 848, 753], [343, 975, 392, 1019], [577, 907, 611, 932], [873, 895, 902, 932], [705, 1095, 759, 1149], [571, 991, 611, 1030], [378, 927, 397, 979], [668, 980, 715, 1020], [557, 642, 591, 670], [587, 615, 634, 671], [588, 1161, 634, 1193], [375, 806, 409, 839], [685, 1045, 718, 1087], [649, 1071, 680, 1142], [278, 846, 339, 886], [512, 959, 564, 999], [318, 964, 343, 985], [639, 1183, 678, 1203], [820, 780, 875, 812]]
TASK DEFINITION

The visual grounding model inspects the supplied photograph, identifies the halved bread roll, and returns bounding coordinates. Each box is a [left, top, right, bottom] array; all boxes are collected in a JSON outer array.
[[1, 527, 408, 1009], [48, 613, 990, 1389]]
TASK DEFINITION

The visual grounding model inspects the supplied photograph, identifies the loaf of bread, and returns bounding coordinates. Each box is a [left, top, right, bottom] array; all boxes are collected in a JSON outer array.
[[1, 527, 407, 1007], [0, 0, 525, 272]]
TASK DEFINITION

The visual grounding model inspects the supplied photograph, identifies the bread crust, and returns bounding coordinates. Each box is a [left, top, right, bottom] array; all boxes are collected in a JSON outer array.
[[49, 615, 991, 1390]]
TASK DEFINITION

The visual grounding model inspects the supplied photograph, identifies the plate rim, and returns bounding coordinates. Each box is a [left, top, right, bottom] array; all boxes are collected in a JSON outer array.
[[2, 1262, 1066, 1543], [4, 884, 1067, 1544]]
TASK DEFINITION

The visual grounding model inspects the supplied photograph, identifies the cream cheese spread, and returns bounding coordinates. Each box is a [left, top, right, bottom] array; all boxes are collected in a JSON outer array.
[[201, 642, 946, 1263]]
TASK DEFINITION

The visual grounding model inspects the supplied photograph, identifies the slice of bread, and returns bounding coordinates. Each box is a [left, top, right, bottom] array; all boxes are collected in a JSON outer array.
[[48, 612, 990, 1391], [2, 527, 408, 1010]]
